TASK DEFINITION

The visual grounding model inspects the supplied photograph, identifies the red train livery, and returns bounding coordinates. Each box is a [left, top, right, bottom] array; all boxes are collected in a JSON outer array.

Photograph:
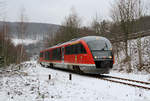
[[39, 36, 114, 74]]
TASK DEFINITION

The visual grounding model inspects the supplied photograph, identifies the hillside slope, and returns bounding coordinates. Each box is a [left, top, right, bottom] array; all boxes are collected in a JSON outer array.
[[0, 21, 60, 40]]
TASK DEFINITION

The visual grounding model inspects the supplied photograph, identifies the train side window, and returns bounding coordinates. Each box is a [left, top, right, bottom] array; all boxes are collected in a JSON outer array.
[[40, 52, 43, 57], [65, 43, 86, 54], [44, 52, 46, 60], [65, 47, 67, 55], [72, 45, 76, 54], [75, 44, 79, 54], [68, 45, 72, 54], [65, 46, 70, 55], [49, 50, 52, 60], [45, 51, 50, 60], [52, 49, 56, 60], [68, 46, 71, 54], [69, 45, 73, 54], [57, 48, 62, 60], [80, 43, 86, 54], [75, 43, 86, 54], [49, 51, 51, 60], [44, 52, 46, 59], [52, 48, 61, 60]]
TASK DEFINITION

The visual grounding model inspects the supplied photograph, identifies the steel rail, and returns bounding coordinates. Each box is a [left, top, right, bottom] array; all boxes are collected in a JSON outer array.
[[100, 77, 150, 90], [94, 75, 150, 90], [99, 75, 150, 85]]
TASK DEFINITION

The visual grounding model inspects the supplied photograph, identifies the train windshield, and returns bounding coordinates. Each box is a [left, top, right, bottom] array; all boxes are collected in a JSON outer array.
[[87, 39, 112, 51]]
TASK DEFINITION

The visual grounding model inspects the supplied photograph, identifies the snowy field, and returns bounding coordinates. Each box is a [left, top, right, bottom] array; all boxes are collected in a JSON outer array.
[[0, 61, 150, 101]]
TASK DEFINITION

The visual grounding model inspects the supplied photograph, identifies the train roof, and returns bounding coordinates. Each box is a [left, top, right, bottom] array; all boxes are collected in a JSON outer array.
[[80, 36, 109, 43], [40, 36, 110, 52]]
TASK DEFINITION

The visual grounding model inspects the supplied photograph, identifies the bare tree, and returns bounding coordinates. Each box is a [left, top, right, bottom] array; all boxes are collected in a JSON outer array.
[[135, 0, 146, 70], [2, 21, 10, 66], [16, 7, 28, 63], [46, 8, 82, 47], [62, 8, 81, 41], [91, 14, 101, 35], [110, 0, 145, 72], [91, 15, 110, 36]]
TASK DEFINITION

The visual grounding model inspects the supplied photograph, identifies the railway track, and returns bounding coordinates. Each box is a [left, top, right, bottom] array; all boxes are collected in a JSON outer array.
[[95, 75, 150, 90], [43, 66, 150, 90]]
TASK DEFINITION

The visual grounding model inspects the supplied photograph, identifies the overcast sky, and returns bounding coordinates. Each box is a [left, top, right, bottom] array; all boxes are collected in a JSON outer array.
[[2, 0, 150, 25]]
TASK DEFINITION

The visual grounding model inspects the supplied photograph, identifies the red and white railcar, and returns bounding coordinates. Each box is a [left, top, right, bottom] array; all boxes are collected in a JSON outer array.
[[39, 36, 114, 74]]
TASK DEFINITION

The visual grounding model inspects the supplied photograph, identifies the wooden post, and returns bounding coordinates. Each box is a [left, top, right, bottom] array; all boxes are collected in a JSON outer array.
[[69, 74, 72, 80], [49, 74, 51, 80]]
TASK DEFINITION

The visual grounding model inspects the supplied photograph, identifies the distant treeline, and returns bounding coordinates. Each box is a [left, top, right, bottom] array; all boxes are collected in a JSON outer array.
[[46, 15, 150, 47]]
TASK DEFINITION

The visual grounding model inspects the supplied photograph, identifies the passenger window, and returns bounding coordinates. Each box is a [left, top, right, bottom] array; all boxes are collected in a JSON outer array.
[[45, 51, 50, 60], [80, 43, 86, 53], [65, 45, 71, 55], [40, 52, 43, 57], [51, 48, 61, 60], [65, 43, 86, 54], [77, 44, 81, 54], [73, 45, 77, 54]]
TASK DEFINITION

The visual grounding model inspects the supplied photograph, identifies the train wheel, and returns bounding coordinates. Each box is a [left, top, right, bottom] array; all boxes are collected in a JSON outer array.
[[40, 62, 42, 66], [73, 65, 83, 74], [50, 63, 54, 68], [40, 63, 45, 67]]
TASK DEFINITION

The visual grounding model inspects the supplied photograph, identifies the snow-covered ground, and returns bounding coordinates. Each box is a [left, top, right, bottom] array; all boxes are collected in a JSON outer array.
[[0, 61, 150, 101], [11, 38, 39, 46]]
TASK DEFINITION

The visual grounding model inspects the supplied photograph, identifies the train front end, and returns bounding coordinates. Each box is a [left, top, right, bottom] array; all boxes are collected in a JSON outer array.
[[82, 36, 114, 74]]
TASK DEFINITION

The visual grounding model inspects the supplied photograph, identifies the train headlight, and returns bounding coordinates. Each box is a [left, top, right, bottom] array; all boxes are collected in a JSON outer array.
[[94, 56, 97, 59], [109, 56, 112, 59]]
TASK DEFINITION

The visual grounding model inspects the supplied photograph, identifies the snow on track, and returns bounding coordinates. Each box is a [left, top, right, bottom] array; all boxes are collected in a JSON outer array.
[[0, 61, 150, 101]]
